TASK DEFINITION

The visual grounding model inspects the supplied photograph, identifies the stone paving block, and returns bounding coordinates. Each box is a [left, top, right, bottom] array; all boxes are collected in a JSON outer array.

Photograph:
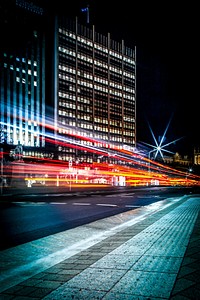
[[111, 270, 176, 298], [180, 256, 197, 267], [0, 295, 14, 299], [43, 286, 107, 299], [72, 264, 88, 270], [32, 272, 46, 279], [18, 278, 42, 287], [1, 285, 23, 294], [42, 273, 75, 282], [177, 265, 197, 277], [58, 269, 82, 275], [110, 244, 150, 255], [146, 244, 187, 257], [180, 286, 200, 299], [102, 291, 159, 300], [12, 286, 36, 296], [43, 266, 62, 273], [170, 278, 195, 295], [70, 259, 93, 265], [35, 280, 61, 289], [57, 267, 127, 291], [184, 270, 200, 283], [28, 287, 53, 298], [90, 254, 140, 270], [132, 255, 183, 273]]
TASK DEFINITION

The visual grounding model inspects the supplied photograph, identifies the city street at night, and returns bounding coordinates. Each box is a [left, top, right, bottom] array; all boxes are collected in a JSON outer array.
[[0, 186, 200, 299], [1, 1, 200, 299]]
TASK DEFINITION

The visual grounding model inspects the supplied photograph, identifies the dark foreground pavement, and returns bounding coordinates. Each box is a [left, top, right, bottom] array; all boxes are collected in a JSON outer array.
[[0, 194, 200, 299]]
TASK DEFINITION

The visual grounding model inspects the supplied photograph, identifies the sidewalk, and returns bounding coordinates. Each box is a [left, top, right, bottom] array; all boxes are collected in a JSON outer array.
[[0, 194, 200, 299]]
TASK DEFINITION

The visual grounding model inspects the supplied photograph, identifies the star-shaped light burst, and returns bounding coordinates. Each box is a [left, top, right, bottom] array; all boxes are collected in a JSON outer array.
[[142, 117, 184, 162]]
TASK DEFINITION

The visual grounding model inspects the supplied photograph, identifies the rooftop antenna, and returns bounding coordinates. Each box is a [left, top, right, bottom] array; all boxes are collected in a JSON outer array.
[[81, 4, 90, 24]]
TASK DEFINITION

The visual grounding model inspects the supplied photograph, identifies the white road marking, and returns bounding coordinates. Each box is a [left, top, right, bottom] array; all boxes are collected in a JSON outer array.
[[50, 202, 67, 205], [13, 202, 46, 206], [72, 202, 91, 206], [96, 203, 118, 207]]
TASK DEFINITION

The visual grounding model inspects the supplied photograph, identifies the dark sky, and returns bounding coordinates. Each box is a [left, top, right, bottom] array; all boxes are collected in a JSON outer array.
[[59, 0, 198, 156]]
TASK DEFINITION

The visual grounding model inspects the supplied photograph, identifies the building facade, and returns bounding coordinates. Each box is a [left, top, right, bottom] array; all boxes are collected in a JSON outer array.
[[0, 0, 48, 160], [53, 17, 136, 164], [0, 1, 136, 166]]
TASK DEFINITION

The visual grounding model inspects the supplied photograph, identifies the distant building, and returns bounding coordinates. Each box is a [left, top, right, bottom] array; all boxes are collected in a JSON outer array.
[[0, 0, 48, 159], [194, 148, 200, 165], [0, 1, 136, 165]]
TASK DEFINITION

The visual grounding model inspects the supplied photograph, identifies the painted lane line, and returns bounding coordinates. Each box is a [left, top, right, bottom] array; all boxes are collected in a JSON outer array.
[[13, 202, 47, 206], [73, 203, 91, 206], [50, 202, 67, 205], [96, 203, 118, 207]]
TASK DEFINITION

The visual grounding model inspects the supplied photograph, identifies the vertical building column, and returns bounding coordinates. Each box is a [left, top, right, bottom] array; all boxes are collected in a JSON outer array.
[[107, 32, 111, 145]]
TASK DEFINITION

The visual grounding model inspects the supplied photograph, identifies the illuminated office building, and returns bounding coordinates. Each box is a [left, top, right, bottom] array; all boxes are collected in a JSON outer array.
[[53, 17, 136, 164], [0, 0, 47, 159]]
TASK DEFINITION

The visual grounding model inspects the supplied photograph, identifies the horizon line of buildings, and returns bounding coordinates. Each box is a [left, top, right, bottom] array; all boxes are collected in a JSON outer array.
[[1, 0, 199, 171]]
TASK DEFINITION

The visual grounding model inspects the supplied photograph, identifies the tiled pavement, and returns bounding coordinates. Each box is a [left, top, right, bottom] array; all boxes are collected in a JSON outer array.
[[0, 195, 200, 299], [169, 208, 200, 299]]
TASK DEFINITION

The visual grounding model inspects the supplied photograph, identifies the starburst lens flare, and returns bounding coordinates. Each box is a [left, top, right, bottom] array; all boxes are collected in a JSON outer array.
[[142, 118, 184, 161]]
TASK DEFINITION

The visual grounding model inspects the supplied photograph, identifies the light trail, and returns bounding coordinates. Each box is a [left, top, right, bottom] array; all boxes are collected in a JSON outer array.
[[1, 111, 200, 188]]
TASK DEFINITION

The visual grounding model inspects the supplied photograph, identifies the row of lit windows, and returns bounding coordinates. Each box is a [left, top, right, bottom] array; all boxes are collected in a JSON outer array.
[[4, 63, 38, 77], [124, 138, 135, 144], [124, 116, 135, 122], [80, 122, 93, 129], [124, 123, 134, 129], [59, 73, 135, 95], [59, 109, 134, 126], [77, 105, 91, 112], [59, 73, 76, 83], [58, 126, 134, 149], [4, 132, 40, 147], [60, 76, 135, 96], [110, 136, 123, 142], [4, 54, 37, 66], [58, 154, 93, 163], [59, 28, 135, 64], [23, 151, 53, 159], [58, 118, 133, 136], [59, 92, 76, 101], [59, 110, 75, 118], [59, 111, 94, 122], [16, 77, 37, 86], [59, 65, 76, 74], [59, 64, 135, 86], [58, 50, 134, 79], [94, 126, 108, 132], [59, 102, 76, 109]]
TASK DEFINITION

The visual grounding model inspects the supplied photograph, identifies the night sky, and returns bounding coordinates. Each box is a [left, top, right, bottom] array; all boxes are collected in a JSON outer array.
[[56, 0, 198, 157], [3, 0, 199, 156]]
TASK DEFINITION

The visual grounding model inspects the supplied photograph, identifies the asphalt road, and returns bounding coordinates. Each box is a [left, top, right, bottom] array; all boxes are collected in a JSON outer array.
[[0, 186, 198, 250]]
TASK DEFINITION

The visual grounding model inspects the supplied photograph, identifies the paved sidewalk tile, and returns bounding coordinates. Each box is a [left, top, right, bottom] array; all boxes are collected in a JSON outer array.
[[0, 196, 200, 299]]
